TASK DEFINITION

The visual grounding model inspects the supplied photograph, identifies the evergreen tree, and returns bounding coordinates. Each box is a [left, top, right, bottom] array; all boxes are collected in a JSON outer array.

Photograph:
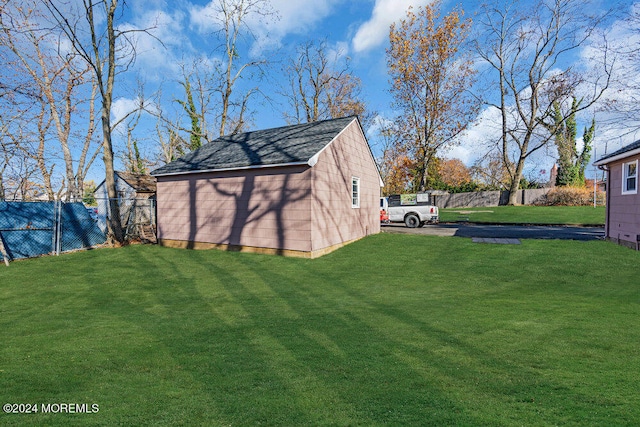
[[177, 77, 202, 151], [545, 98, 595, 187]]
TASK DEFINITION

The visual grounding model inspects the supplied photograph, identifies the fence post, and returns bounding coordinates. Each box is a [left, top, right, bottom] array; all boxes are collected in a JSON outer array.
[[52, 201, 57, 255], [0, 233, 9, 266], [55, 201, 62, 256]]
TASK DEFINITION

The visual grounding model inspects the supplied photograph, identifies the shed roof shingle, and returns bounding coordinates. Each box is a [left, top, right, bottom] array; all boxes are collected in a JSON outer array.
[[115, 171, 157, 193], [151, 116, 358, 176], [594, 139, 640, 166]]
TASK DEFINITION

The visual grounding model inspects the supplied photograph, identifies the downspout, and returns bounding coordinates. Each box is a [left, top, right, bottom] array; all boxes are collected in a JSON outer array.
[[597, 164, 610, 239]]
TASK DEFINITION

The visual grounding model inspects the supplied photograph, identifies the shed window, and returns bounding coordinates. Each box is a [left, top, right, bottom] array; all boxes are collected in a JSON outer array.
[[352, 177, 360, 208], [622, 160, 637, 195]]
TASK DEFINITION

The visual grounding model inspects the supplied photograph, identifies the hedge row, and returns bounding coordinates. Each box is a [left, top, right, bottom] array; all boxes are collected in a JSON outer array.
[[534, 186, 606, 206]]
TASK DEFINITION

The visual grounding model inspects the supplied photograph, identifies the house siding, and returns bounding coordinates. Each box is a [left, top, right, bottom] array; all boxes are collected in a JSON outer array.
[[156, 166, 313, 252], [154, 118, 382, 257], [310, 120, 381, 251], [605, 154, 640, 248]]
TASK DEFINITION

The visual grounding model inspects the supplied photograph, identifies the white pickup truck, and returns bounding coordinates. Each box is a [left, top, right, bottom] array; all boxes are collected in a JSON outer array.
[[380, 193, 439, 228]]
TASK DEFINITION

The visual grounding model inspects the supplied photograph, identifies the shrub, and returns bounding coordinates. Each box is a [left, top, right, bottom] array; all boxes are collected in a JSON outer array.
[[430, 180, 482, 193], [534, 186, 606, 206]]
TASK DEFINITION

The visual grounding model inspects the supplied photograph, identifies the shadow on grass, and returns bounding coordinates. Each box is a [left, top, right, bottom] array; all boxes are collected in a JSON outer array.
[[3, 239, 637, 426], [77, 246, 477, 425]]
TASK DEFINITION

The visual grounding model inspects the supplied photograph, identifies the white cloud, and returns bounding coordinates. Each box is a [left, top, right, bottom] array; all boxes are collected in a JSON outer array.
[[145, 10, 187, 49], [444, 145, 475, 165], [188, 0, 342, 56], [352, 0, 433, 53], [578, 2, 640, 158], [111, 97, 142, 130], [254, 0, 338, 37], [188, 1, 224, 33], [454, 104, 555, 170], [365, 114, 394, 140], [116, 8, 188, 78], [327, 40, 350, 62], [452, 106, 503, 165]]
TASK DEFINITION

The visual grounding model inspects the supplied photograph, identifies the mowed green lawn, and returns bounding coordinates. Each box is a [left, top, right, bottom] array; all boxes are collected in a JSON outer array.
[[440, 205, 605, 225], [1, 234, 638, 426]]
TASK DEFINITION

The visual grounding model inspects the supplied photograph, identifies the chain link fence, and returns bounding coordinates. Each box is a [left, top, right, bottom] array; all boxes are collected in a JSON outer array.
[[0, 201, 107, 264]]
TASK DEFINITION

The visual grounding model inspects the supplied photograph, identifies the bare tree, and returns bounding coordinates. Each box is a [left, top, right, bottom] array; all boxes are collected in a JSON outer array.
[[0, 129, 41, 200], [204, 0, 275, 136], [140, 82, 193, 165], [155, 120, 188, 166], [0, 120, 15, 200], [0, 104, 30, 200], [0, 157, 7, 200], [143, 76, 206, 164], [0, 1, 45, 198], [33, 96, 56, 199], [0, 2, 101, 201], [476, 0, 614, 204], [147, 1, 274, 154], [1, 99, 60, 201], [470, 149, 513, 190], [599, 4, 640, 136], [281, 39, 366, 124], [165, 61, 216, 147], [45, 0, 155, 243], [120, 108, 151, 174], [0, 76, 50, 201], [387, 1, 478, 192]]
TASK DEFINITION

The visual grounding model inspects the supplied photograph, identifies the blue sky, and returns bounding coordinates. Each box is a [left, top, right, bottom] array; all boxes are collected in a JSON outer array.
[[71, 0, 639, 182], [114, 0, 420, 126]]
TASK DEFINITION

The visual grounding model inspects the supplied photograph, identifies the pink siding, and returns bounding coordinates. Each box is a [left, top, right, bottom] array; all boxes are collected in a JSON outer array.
[[310, 120, 381, 251], [156, 166, 313, 252], [156, 119, 382, 256], [605, 155, 640, 248]]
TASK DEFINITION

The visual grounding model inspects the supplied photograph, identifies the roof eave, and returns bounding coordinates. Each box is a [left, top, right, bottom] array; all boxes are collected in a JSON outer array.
[[151, 161, 311, 177], [306, 117, 358, 168], [593, 147, 640, 166]]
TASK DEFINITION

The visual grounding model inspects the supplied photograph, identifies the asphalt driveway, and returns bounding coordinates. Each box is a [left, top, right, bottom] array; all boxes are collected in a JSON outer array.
[[382, 223, 605, 241]]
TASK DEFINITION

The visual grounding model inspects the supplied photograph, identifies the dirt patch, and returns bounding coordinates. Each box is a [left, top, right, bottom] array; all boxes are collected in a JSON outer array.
[[453, 210, 494, 214], [472, 237, 521, 245]]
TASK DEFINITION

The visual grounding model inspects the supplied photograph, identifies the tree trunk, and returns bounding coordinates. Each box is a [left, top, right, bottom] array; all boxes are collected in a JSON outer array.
[[507, 156, 525, 205], [102, 0, 124, 244], [35, 110, 56, 200], [507, 177, 520, 205], [101, 104, 124, 243], [418, 157, 430, 192]]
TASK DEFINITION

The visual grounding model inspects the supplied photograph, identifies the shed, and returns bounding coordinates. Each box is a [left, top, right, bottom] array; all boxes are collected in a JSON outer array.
[[94, 171, 157, 201], [593, 140, 640, 250], [94, 171, 157, 239], [150, 116, 382, 258]]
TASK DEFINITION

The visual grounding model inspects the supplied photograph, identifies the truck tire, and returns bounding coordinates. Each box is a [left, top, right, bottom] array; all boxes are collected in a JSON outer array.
[[404, 214, 420, 228]]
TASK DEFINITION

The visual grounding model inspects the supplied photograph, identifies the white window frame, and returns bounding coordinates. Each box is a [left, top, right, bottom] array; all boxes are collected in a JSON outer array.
[[622, 160, 638, 195], [351, 177, 360, 208]]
